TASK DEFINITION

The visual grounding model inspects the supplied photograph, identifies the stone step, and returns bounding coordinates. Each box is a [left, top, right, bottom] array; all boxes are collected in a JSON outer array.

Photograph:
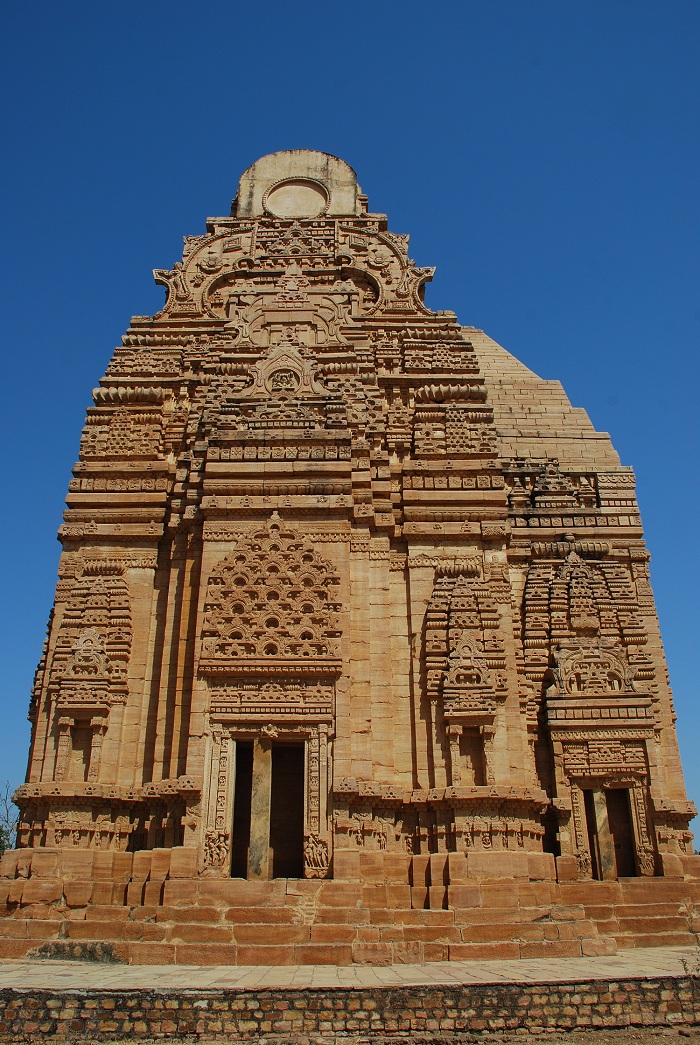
[[583, 900, 690, 921], [0, 939, 35, 959], [580, 900, 695, 942], [0, 906, 617, 965], [0, 929, 619, 966], [614, 913, 689, 934], [612, 930, 694, 949], [560, 878, 700, 906], [6, 869, 698, 964]]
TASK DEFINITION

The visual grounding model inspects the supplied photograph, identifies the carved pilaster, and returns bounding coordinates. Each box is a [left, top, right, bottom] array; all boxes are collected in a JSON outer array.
[[202, 727, 232, 875], [55, 717, 73, 781], [631, 779, 655, 876], [483, 726, 496, 785], [87, 717, 108, 782], [570, 784, 592, 877], [447, 725, 462, 786]]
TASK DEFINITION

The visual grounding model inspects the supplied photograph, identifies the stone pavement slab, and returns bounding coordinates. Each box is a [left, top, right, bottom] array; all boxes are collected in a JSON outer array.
[[0, 946, 695, 991]]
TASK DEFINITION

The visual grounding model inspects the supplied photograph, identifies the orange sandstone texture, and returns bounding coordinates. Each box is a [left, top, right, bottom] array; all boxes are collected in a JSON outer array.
[[3, 151, 698, 963]]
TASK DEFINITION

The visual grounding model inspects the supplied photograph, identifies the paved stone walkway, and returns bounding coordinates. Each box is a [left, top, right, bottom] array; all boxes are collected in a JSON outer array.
[[0, 946, 695, 991]]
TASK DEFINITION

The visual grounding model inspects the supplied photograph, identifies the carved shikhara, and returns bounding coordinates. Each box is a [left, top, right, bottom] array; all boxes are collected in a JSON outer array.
[[13, 150, 697, 893]]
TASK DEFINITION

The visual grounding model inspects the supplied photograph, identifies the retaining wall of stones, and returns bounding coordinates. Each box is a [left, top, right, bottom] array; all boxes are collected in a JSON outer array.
[[0, 976, 698, 1040]]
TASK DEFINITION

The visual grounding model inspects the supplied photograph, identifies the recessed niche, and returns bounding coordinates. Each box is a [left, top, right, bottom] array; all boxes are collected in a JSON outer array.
[[264, 178, 328, 218]]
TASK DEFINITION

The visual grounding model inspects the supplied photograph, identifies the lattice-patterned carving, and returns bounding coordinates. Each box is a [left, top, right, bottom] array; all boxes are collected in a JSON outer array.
[[199, 513, 342, 676], [80, 408, 162, 459], [445, 407, 497, 455]]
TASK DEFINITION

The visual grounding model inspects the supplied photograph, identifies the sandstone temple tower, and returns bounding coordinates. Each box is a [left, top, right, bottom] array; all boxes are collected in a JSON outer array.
[[3, 151, 698, 964]]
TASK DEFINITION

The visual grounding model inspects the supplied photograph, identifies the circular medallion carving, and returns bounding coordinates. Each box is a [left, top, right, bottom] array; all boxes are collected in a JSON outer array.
[[264, 179, 329, 218]]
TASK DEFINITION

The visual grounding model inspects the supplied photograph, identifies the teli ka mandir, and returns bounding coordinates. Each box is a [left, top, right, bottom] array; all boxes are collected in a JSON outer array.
[[3, 151, 698, 965]]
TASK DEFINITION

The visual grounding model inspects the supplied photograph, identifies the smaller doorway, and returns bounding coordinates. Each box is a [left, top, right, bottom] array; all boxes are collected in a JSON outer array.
[[606, 788, 637, 878], [459, 729, 485, 786], [583, 786, 638, 880]]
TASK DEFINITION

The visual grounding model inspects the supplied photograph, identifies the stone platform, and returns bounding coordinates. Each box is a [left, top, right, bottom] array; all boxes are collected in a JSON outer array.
[[3, 847, 700, 966], [0, 947, 698, 1038]]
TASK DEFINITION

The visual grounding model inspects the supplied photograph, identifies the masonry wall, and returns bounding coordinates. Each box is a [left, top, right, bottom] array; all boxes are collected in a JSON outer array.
[[0, 977, 698, 1040]]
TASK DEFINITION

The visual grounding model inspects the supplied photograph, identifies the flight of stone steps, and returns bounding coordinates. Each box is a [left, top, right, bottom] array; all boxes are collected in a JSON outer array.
[[1, 848, 699, 965]]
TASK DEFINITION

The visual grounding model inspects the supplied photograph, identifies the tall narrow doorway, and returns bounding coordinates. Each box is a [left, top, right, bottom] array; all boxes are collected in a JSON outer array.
[[230, 739, 306, 879], [270, 743, 305, 878], [230, 741, 253, 877], [606, 788, 637, 878]]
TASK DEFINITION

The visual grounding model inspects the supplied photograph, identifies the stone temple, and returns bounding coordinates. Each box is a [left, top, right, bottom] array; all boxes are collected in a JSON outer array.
[[2, 150, 699, 965]]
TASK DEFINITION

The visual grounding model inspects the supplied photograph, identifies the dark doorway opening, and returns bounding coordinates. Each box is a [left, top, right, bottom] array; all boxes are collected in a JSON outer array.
[[270, 743, 305, 878], [230, 741, 253, 878], [606, 787, 637, 878], [542, 807, 561, 856]]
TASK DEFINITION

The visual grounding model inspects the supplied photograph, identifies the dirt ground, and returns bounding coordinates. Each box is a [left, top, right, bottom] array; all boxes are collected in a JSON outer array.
[[6, 1031, 697, 1045]]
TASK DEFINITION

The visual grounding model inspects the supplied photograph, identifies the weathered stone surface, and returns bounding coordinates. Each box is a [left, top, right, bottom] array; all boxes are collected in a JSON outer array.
[[4, 149, 698, 963], [0, 975, 699, 1038]]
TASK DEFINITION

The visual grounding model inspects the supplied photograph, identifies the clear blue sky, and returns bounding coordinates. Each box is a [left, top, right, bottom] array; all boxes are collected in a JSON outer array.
[[1, 3, 698, 828]]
